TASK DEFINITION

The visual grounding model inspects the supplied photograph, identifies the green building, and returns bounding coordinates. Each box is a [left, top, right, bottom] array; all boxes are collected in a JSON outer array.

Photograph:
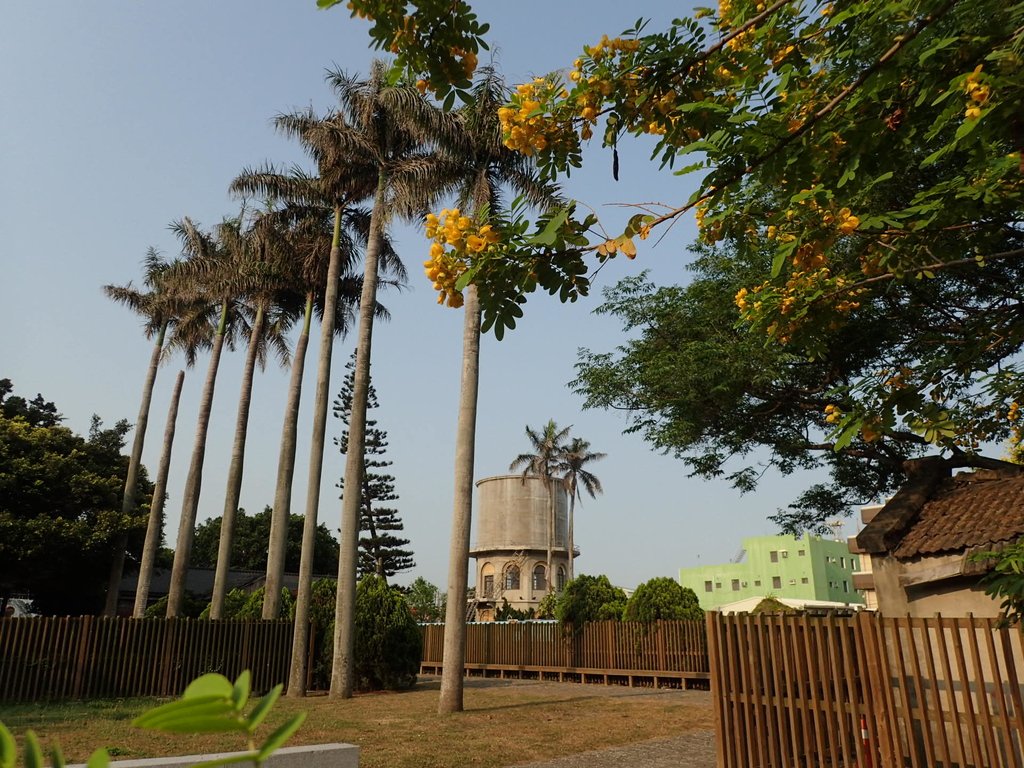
[[679, 534, 865, 611]]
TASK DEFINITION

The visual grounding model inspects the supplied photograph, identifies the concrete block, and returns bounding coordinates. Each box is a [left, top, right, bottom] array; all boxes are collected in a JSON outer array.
[[69, 743, 358, 768]]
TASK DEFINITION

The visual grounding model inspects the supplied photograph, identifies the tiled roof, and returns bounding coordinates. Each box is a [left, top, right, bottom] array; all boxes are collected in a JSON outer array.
[[892, 471, 1024, 559]]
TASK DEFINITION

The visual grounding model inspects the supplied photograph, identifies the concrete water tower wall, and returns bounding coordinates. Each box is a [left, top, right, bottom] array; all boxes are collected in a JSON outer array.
[[474, 474, 568, 551]]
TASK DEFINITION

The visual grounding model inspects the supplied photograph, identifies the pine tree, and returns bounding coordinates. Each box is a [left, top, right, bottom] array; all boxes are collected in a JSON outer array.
[[334, 351, 415, 582]]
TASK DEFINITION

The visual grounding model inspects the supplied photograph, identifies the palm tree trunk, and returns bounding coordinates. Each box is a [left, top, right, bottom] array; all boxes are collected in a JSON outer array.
[[264, 294, 313, 619], [332, 175, 387, 699], [567, 481, 577, 582], [438, 283, 481, 714], [133, 369, 185, 616], [167, 303, 229, 618], [546, 477, 555, 594], [211, 303, 267, 619], [102, 322, 167, 616], [289, 207, 345, 696]]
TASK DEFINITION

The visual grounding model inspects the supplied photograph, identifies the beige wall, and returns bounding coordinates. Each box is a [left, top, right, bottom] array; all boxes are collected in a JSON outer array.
[[871, 553, 1003, 618], [473, 475, 568, 553]]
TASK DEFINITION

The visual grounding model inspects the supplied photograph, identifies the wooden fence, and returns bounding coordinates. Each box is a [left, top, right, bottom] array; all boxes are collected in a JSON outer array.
[[420, 620, 709, 687], [0, 617, 294, 702], [708, 612, 1024, 768]]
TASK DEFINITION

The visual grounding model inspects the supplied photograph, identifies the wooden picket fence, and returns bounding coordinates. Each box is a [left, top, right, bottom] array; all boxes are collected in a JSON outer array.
[[420, 620, 709, 688], [0, 617, 294, 702], [708, 612, 1024, 768]]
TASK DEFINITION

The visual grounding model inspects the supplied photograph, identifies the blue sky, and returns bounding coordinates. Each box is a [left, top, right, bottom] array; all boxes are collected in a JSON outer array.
[[0, 2, 845, 592]]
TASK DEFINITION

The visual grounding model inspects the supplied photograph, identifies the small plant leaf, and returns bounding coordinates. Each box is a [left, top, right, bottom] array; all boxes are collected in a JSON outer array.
[[0, 722, 16, 768], [183, 674, 234, 700], [230, 671, 251, 711], [51, 744, 66, 768], [24, 732, 43, 768], [256, 713, 307, 761], [86, 749, 110, 768], [133, 696, 233, 728], [246, 685, 283, 733]]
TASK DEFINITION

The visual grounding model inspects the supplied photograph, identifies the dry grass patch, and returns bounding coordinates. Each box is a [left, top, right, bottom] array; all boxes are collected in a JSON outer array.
[[0, 677, 713, 768]]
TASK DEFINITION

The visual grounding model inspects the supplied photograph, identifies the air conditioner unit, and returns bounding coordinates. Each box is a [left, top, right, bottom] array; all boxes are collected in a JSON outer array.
[[781, 550, 789, 558]]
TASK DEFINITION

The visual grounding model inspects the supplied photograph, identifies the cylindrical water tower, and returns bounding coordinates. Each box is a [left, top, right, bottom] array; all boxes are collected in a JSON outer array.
[[470, 474, 573, 620]]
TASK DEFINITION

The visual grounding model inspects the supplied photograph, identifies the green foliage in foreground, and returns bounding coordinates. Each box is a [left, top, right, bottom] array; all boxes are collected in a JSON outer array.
[[353, 575, 422, 691], [974, 538, 1024, 626], [0, 671, 303, 768]]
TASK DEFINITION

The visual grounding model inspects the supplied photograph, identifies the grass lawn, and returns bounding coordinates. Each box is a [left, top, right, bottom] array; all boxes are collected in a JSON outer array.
[[0, 677, 714, 768]]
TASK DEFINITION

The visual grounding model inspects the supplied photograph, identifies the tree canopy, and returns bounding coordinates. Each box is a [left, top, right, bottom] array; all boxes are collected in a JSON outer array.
[[321, 0, 1024, 527], [554, 573, 628, 626], [190, 506, 340, 575], [0, 379, 151, 614], [623, 576, 704, 622]]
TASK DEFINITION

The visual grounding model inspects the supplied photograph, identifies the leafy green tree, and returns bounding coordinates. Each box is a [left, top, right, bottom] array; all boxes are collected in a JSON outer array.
[[0, 383, 152, 615], [510, 420, 571, 595], [352, 575, 422, 691], [190, 506, 339, 577], [554, 574, 627, 627], [403, 577, 446, 622], [623, 577, 703, 623], [335, 352, 415, 582], [573, 257, 924, 533]]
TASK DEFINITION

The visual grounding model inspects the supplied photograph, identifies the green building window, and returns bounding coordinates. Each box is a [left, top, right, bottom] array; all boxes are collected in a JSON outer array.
[[704, 580, 713, 592], [772, 576, 782, 589], [731, 579, 740, 591]]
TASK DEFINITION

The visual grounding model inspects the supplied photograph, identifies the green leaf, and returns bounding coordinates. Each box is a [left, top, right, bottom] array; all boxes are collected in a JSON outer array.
[[23, 733, 42, 768], [256, 713, 307, 762], [954, 116, 981, 140], [134, 698, 239, 730], [771, 239, 797, 278], [0, 722, 16, 768], [184, 674, 234, 700], [245, 685, 282, 733], [86, 749, 110, 768], [230, 671, 251, 711], [454, 263, 480, 291], [527, 207, 570, 247], [51, 744, 66, 768], [833, 418, 863, 451]]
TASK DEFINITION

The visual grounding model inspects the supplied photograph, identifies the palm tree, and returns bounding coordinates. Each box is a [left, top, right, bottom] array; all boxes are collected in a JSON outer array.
[[436, 68, 562, 713], [101, 250, 180, 617], [208, 216, 294, 619], [510, 419, 572, 598], [559, 437, 606, 583], [319, 60, 453, 699], [165, 217, 247, 618], [132, 368, 185, 616], [234, 87, 413, 694]]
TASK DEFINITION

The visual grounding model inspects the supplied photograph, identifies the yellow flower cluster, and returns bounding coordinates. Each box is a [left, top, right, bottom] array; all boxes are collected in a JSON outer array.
[[824, 404, 842, 424], [964, 65, 990, 121], [1010, 401, 1021, 422], [498, 79, 575, 155], [583, 35, 641, 60], [422, 209, 500, 308]]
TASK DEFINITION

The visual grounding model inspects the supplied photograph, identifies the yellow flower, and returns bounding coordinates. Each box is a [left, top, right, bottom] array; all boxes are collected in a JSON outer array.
[[429, 242, 445, 258], [965, 105, 982, 121]]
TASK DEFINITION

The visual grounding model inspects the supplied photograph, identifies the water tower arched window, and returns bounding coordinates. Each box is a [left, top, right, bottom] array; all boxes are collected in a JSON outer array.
[[481, 562, 495, 598], [532, 564, 547, 592], [504, 564, 521, 591], [557, 565, 567, 592]]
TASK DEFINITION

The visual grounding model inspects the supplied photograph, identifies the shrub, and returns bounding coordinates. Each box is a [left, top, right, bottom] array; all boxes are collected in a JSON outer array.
[[555, 574, 627, 628], [144, 591, 206, 618], [623, 577, 703, 622], [353, 575, 422, 691]]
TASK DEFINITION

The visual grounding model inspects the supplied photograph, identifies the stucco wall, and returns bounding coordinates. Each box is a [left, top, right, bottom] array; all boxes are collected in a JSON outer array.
[[473, 475, 568, 553], [871, 552, 1003, 618]]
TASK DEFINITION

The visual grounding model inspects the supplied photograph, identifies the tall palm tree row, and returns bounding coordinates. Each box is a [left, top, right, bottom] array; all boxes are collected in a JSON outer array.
[[133, 368, 185, 616], [321, 60, 456, 700], [101, 250, 181, 616], [165, 217, 246, 618], [558, 437, 606, 583], [436, 68, 562, 715], [208, 217, 295, 619]]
